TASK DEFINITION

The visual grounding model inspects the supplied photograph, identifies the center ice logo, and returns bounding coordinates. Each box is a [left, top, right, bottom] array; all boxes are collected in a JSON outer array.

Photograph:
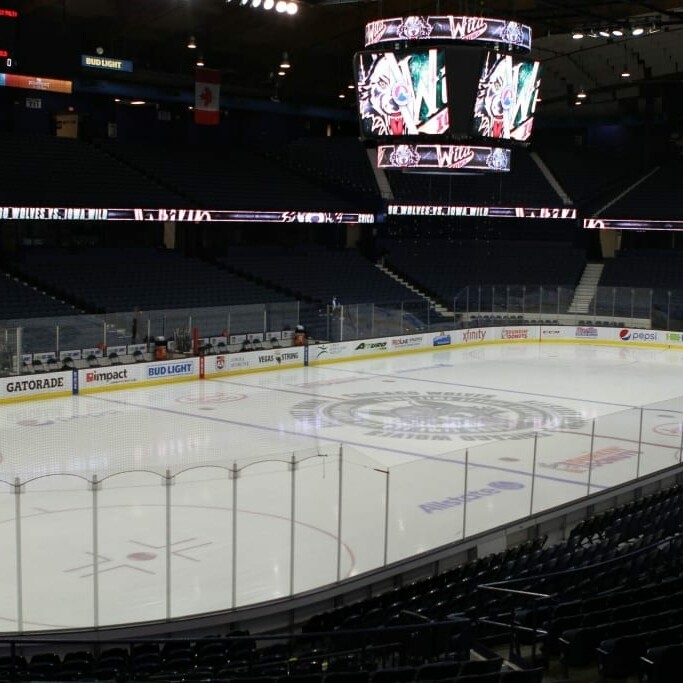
[[291, 391, 584, 442]]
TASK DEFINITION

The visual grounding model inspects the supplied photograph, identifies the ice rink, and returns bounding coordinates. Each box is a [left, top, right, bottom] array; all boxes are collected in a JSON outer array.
[[1, 341, 683, 632]]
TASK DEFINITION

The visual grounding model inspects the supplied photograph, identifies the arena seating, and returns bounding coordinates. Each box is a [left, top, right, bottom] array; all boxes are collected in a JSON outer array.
[[97, 141, 358, 211], [534, 142, 651, 212], [386, 149, 564, 207], [0, 132, 183, 208], [598, 248, 683, 321], [599, 157, 683, 219], [219, 245, 419, 305], [272, 137, 381, 208], [380, 239, 586, 309], [13, 247, 293, 313], [0, 270, 79, 319]]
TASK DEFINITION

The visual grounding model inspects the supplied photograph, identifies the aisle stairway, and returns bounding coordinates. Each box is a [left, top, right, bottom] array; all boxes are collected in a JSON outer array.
[[568, 263, 604, 314], [376, 261, 453, 319]]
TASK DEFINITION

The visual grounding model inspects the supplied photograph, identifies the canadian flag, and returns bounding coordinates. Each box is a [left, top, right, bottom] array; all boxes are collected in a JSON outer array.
[[194, 67, 221, 125]]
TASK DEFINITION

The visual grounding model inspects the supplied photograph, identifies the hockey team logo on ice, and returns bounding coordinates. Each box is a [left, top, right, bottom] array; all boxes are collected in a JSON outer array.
[[291, 391, 584, 442]]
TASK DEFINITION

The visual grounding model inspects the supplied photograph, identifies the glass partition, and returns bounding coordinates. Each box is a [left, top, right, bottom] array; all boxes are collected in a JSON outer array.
[[0, 382, 680, 633], [8, 285, 683, 370]]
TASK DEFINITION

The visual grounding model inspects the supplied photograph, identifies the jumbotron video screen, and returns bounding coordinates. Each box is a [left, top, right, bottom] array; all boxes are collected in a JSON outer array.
[[354, 48, 449, 138], [472, 52, 541, 142]]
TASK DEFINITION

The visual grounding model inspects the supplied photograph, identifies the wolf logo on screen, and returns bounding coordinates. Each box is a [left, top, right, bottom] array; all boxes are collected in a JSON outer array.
[[357, 48, 448, 137]]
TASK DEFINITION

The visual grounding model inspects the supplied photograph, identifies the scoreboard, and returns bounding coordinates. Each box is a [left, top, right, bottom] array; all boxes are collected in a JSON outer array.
[[0, 4, 18, 70], [353, 14, 540, 173]]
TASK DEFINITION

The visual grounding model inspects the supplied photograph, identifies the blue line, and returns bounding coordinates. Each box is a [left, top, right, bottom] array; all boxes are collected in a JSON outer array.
[[83, 393, 606, 490]]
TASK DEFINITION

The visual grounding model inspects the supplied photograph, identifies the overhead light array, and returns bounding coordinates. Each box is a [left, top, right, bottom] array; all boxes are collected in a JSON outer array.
[[226, 0, 299, 14], [572, 19, 660, 40]]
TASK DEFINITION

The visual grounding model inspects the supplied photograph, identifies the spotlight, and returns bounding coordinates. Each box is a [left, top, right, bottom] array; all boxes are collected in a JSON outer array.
[[187, 35, 197, 49], [196, 55, 205, 67], [572, 31, 584, 40], [263, 0, 274, 8], [612, 28, 624, 37], [575, 100, 582, 106], [277, 70, 286, 76], [631, 26, 644, 36], [286, 1, 298, 14], [621, 66, 631, 78], [239, 0, 249, 5], [275, 0, 287, 12], [347, 83, 354, 90], [280, 51, 290, 69], [251, 0, 262, 6], [577, 89, 587, 99], [598, 29, 610, 38]]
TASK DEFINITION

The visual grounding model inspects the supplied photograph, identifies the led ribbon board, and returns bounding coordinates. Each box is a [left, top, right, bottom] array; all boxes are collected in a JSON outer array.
[[378, 144, 511, 172], [365, 16, 532, 52], [584, 218, 683, 231], [0, 207, 375, 224], [388, 205, 577, 219]]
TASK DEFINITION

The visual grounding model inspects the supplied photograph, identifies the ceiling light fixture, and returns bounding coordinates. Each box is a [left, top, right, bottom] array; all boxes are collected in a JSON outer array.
[[196, 55, 205, 67], [187, 35, 197, 49], [230, 0, 296, 14], [612, 28, 624, 37], [598, 29, 610, 38], [621, 65, 631, 78], [572, 31, 584, 40], [631, 26, 644, 36], [280, 51, 290, 69], [577, 89, 587, 99]]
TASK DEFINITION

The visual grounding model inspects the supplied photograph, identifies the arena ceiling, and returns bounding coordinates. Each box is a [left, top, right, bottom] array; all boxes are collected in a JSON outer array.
[[16, 0, 683, 115]]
